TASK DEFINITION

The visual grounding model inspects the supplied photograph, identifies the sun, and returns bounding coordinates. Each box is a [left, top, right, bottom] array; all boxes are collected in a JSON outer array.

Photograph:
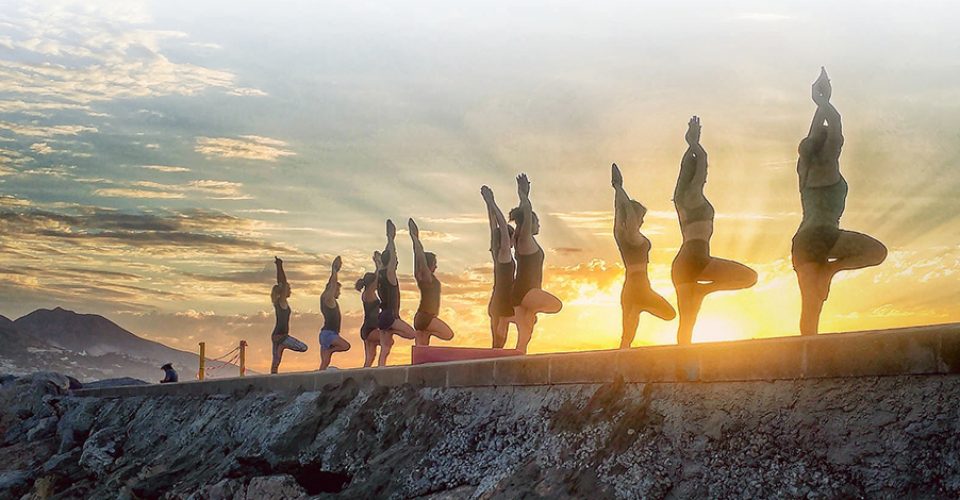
[[692, 315, 746, 344]]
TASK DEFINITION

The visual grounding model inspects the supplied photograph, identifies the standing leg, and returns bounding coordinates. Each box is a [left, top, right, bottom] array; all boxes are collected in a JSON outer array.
[[797, 264, 827, 336], [620, 305, 641, 349], [675, 283, 706, 345], [363, 330, 380, 368], [271, 343, 285, 374], [492, 316, 509, 348], [378, 332, 395, 367], [320, 349, 333, 371]]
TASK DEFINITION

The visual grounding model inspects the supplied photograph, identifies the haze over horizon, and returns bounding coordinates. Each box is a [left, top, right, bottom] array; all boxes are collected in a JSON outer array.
[[1, 0, 958, 373]]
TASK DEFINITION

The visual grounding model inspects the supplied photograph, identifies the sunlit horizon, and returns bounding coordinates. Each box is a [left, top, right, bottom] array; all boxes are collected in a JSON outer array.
[[1, 0, 959, 373]]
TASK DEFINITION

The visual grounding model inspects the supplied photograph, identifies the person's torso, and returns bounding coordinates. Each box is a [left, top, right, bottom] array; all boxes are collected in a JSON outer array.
[[273, 303, 291, 334], [617, 231, 651, 269], [675, 196, 715, 243], [515, 245, 545, 289], [377, 270, 400, 313], [362, 296, 380, 327], [416, 273, 441, 315], [799, 175, 847, 230], [321, 299, 341, 333]]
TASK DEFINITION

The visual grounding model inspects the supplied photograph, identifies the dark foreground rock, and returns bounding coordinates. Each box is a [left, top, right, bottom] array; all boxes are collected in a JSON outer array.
[[1, 372, 959, 499]]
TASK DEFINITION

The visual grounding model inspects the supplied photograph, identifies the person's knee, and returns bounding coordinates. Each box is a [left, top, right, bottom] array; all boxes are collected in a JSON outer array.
[[744, 267, 759, 287], [663, 308, 677, 321], [872, 242, 888, 265]]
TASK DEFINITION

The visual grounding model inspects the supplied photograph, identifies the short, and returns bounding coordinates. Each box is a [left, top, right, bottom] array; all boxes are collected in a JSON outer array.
[[377, 309, 396, 331], [671, 240, 711, 284], [319, 329, 340, 350], [488, 286, 515, 318], [414, 310, 436, 331], [273, 334, 308, 352], [792, 225, 841, 266], [621, 273, 654, 307], [360, 324, 376, 341]]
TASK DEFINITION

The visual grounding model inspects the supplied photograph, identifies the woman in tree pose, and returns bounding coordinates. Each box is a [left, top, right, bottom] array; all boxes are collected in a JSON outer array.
[[408, 218, 456, 346], [510, 174, 562, 353], [612, 163, 676, 348], [318, 256, 351, 370], [356, 251, 384, 367], [671, 117, 758, 345], [793, 68, 886, 335], [376, 219, 417, 365], [270, 256, 308, 374], [482, 185, 515, 348]]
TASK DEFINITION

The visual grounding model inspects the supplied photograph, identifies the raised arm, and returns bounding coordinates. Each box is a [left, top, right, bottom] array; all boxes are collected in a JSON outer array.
[[384, 219, 399, 284], [612, 164, 644, 244], [274, 256, 287, 286], [322, 256, 342, 306], [482, 185, 512, 263], [674, 116, 707, 203], [408, 218, 430, 281], [515, 173, 535, 247]]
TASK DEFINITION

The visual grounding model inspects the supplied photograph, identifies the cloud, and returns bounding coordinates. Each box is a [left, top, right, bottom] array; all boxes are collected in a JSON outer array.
[[0, 121, 98, 138], [237, 209, 289, 215], [140, 165, 191, 173], [93, 188, 186, 199], [88, 178, 250, 200], [195, 135, 296, 162]]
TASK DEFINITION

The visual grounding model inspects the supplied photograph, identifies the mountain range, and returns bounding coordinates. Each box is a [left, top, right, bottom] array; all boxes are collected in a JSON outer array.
[[0, 307, 244, 383]]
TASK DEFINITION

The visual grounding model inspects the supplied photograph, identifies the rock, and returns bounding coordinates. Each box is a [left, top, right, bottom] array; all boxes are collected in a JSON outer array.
[[79, 428, 121, 475], [0, 470, 32, 498], [243, 475, 307, 500], [26, 416, 58, 442]]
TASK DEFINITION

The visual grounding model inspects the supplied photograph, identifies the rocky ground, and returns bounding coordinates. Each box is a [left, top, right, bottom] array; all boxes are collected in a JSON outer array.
[[1, 371, 959, 499]]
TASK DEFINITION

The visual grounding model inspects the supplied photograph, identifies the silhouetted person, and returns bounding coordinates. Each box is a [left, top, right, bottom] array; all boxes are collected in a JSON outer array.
[[793, 68, 887, 335], [612, 164, 676, 348], [376, 220, 417, 366], [409, 219, 456, 346], [319, 256, 351, 370], [356, 251, 384, 367], [510, 174, 562, 353], [482, 185, 516, 348], [160, 363, 178, 383], [270, 257, 308, 374], [672, 117, 758, 345]]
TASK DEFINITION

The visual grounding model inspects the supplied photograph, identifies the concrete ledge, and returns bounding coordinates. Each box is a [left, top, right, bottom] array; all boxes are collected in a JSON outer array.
[[72, 323, 960, 398]]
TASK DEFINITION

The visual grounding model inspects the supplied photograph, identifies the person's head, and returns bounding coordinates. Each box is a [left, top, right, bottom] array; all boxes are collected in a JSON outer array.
[[509, 207, 540, 235], [425, 252, 437, 272], [630, 200, 647, 225], [161, 363, 173, 371], [355, 272, 376, 292], [333, 281, 342, 299], [380, 249, 392, 267], [270, 282, 291, 304]]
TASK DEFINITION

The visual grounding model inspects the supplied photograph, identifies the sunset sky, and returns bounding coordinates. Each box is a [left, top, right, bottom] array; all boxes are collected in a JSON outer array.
[[1, 1, 958, 373]]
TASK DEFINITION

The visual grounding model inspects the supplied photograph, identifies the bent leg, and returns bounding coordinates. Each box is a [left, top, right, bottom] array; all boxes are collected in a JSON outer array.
[[697, 257, 758, 293], [332, 336, 351, 352], [828, 230, 887, 273], [641, 289, 677, 321], [520, 288, 563, 315], [426, 317, 455, 342], [390, 318, 418, 340]]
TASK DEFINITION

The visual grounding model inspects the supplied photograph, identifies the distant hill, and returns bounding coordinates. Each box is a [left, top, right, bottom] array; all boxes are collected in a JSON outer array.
[[0, 308, 246, 383]]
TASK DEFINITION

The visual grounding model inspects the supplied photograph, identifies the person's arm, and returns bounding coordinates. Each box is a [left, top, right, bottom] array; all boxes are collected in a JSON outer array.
[[482, 185, 499, 251], [274, 256, 287, 286], [515, 173, 534, 248], [612, 164, 629, 238], [482, 186, 512, 263], [408, 218, 430, 281], [385, 219, 399, 284], [322, 256, 342, 307]]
